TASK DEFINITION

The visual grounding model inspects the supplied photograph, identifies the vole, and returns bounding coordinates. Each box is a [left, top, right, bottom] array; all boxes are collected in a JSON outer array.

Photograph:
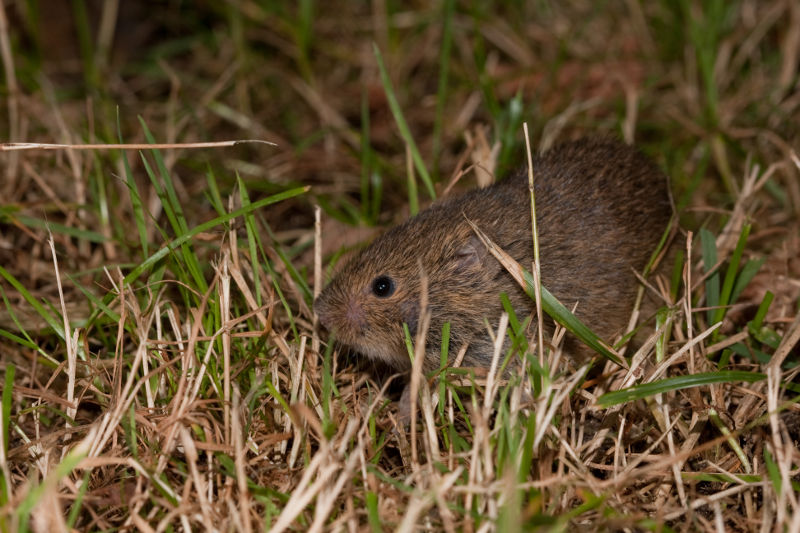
[[315, 139, 671, 373]]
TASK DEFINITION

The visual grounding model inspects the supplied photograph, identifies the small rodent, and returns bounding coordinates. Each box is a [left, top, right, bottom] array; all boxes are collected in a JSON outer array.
[[315, 139, 672, 372]]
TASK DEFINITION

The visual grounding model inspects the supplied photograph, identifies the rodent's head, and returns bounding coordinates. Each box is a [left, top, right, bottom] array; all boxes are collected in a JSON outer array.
[[315, 215, 497, 371]]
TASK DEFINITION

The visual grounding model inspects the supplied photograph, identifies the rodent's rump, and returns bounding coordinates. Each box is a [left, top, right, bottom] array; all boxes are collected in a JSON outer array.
[[314, 138, 672, 372]]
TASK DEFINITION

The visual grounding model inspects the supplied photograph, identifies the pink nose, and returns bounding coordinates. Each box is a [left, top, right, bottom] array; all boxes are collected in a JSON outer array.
[[314, 295, 367, 334], [344, 297, 367, 332]]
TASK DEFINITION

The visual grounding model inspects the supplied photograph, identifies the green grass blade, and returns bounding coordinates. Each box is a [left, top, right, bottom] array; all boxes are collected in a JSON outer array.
[[320, 340, 336, 439], [118, 109, 150, 256], [432, 0, 456, 174], [253, 219, 302, 341], [681, 472, 763, 484], [438, 322, 451, 418], [730, 257, 765, 305], [360, 88, 373, 221], [518, 410, 536, 483], [0, 265, 63, 340], [373, 43, 436, 201], [261, 221, 313, 304], [370, 170, 383, 223], [521, 269, 622, 366], [407, 150, 419, 216], [17, 443, 88, 532], [139, 161, 207, 294], [497, 91, 525, 171], [598, 371, 766, 407], [0, 286, 58, 366], [750, 291, 774, 330], [84, 186, 308, 329], [713, 223, 750, 327], [763, 446, 781, 496], [68, 274, 120, 324], [238, 176, 264, 306], [655, 307, 670, 363], [675, 145, 710, 212], [293, 0, 314, 80], [13, 216, 107, 243], [139, 119, 190, 235], [501, 293, 531, 361], [66, 470, 92, 528], [403, 322, 414, 361], [700, 228, 719, 325], [261, 255, 300, 342], [2, 364, 13, 453], [366, 491, 382, 533], [0, 328, 37, 350], [205, 167, 226, 216], [71, 0, 97, 90], [90, 154, 111, 242], [670, 248, 685, 301], [709, 408, 750, 473], [468, 5, 500, 122], [122, 187, 307, 285], [138, 120, 209, 293]]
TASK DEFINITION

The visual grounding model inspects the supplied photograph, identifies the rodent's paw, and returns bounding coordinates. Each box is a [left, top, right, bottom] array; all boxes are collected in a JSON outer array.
[[394, 383, 414, 428]]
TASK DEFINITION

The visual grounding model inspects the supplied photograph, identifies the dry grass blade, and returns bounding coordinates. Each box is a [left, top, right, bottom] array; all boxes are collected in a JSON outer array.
[[643, 321, 721, 384], [767, 310, 800, 370], [219, 252, 232, 445], [397, 467, 463, 533], [409, 262, 432, 467], [533, 364, 588, 450], [0, 1, 19, 186], [232, 389, 253, 533], [47, 232, 78, 432], [523, 122, 546, 367], [464, 218, 622, 365], [0, 140, 276, 151]]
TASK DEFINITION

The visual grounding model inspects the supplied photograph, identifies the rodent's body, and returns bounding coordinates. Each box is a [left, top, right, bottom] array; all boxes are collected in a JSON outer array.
[[315, 139, 671, 372]]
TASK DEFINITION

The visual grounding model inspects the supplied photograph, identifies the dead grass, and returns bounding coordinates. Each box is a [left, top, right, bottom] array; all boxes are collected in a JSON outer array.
[[1, 1, 799, 531]]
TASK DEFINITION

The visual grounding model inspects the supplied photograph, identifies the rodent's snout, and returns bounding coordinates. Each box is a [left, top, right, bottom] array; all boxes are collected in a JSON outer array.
[[342, 297, 367, 332], [314, 291, 367, 336], [313, 294, 333, 331]]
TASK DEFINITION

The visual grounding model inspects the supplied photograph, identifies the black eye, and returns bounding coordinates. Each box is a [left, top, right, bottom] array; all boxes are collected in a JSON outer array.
[[371, 275, 395, 297]]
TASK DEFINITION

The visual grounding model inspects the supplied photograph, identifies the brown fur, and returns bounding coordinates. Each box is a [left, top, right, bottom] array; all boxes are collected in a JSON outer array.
[[315, 139, 672, 372]]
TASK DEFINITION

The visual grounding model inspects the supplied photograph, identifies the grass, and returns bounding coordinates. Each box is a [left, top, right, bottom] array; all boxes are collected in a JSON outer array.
[[1, 0, 800, 531]]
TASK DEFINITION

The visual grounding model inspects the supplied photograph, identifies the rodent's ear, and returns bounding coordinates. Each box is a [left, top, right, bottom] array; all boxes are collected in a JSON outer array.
[[454, 234, 490, 271]]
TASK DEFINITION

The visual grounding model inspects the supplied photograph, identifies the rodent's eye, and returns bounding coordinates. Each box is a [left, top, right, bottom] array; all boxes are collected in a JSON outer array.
[[371, 275, 395, 298]]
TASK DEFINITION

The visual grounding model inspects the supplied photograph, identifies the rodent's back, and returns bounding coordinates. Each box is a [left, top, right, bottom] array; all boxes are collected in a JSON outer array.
[[504, 139, 671, 331], [315, 138, 671, 371]]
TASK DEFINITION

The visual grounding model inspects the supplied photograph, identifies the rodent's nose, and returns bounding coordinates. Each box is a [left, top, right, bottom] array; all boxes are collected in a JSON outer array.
[[314, 293, 367, 334], [344, 297, 367, 331], [314, 295, 333, 331]]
